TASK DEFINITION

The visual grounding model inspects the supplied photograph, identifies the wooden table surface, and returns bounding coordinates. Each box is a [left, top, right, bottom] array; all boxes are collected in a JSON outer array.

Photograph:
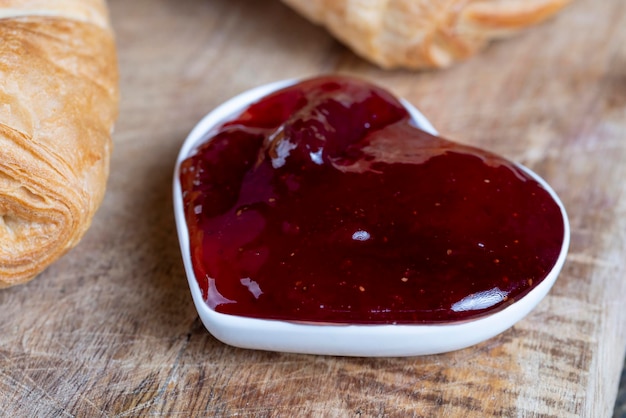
[[1, 0, 625, 416]]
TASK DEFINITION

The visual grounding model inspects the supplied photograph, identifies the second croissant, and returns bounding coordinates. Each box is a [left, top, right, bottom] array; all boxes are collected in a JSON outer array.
[[281, 0, 573, 69]]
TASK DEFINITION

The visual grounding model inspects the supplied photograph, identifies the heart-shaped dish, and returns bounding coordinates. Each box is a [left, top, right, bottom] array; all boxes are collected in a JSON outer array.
[[173, 78, 569, 357]]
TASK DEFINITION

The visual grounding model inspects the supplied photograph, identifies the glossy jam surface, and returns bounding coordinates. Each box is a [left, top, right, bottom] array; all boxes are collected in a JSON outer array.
[[180, 76, 565, 324]]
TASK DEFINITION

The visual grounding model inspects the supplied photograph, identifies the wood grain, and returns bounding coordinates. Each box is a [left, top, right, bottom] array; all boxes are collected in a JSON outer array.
[[1, 0, 625, 416]]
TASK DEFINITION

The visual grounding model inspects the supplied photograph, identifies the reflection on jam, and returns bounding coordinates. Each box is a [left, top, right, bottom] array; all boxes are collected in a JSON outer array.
[[180, 76, 565, 324]]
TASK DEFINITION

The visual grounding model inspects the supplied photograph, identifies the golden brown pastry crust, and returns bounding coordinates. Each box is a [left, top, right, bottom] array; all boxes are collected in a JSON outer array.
[[0, 0, 118, 287], [281, 0, 573, 69]]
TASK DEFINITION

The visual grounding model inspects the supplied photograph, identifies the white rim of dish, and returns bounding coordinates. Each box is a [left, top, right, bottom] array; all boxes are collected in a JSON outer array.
[[173, 78, 570, 357]]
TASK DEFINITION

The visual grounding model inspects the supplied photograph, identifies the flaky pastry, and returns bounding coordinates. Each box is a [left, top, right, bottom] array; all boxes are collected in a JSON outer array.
[[281, 0, 573, 69], [0, 0, 118, 287]]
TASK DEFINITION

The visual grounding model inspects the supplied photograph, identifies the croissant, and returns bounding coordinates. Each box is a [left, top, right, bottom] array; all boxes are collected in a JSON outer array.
[[0, 0, 118, 287], [281, 0, 573, 69]]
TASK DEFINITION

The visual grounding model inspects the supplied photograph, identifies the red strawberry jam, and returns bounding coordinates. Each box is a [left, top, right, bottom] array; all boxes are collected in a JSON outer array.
[[179, 76, 565, 324]]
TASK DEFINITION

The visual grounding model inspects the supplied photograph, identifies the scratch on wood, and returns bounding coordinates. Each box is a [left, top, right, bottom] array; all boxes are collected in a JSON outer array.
[[566, 252, 616, 268]]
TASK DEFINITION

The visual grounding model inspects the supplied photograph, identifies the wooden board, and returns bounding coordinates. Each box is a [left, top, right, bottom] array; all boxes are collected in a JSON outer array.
[[1, 0, 625, 416]]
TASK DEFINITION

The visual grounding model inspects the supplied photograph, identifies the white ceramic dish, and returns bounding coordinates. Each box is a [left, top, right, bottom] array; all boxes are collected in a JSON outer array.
[[173, 79, 570, 357]]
